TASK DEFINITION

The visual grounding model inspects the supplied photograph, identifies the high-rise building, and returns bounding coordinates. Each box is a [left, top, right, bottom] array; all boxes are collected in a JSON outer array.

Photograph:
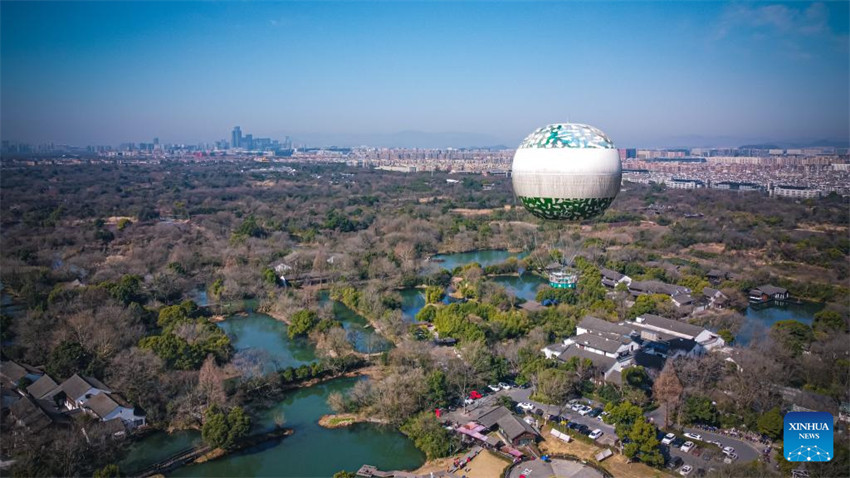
[[244, 134, 253, 150], [232, 126, 242, 149]]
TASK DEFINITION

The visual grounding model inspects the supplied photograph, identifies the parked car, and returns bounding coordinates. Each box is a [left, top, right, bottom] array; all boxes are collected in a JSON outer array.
[[589, 429, 603, 440], [597, 411, 609, 421], [707, 440, 723, 448], [568, 422, 582, 430], [523, 416, 535, 425], [727, 453, 738, 461], [463, 398, 475, 406], [498, 382, 511, 390], [684, 432, 702, 441], [517, 402, 534, 411], [534, 408, 544, 416], [588, 407, 603, 418], [672, 437, 686, 448], [571, 403, 582, 412], [679, 465, 693, 476], [487, 384, 501, 392], [666, 457, 684, 470], [722, 446, 735, 455], [681, 441, 696, 453], [579, 427, 592, 436], [661, 433, 676, 445], [578, 406, 593, 416]]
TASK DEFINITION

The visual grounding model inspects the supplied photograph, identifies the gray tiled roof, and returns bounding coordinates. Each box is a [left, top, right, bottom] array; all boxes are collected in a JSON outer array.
[[573, 334, 623, 354], [578, 316, 634, 340], [558, 345, 616, 371], [47, 374, 111, 402], [635, 314, 705, 338], [27, 375, 58, 399], [474, 405, 513, 429], [84, 392, 120, 419], [497, 414, 538, 441]]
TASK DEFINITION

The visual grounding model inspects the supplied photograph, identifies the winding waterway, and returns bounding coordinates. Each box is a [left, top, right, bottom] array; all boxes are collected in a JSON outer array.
[[170, 377, 424, 477], [217, 313, 317, 372], [428, 249, 528, 271]]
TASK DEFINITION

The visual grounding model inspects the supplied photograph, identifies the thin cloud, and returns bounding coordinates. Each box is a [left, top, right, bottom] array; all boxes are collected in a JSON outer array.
[[715, 2, 829, 40], [712, 2, 840, 60]]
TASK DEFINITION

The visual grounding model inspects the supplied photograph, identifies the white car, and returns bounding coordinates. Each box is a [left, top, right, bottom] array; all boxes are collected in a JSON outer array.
[[517, 402, 534, 411], [463, 398, 475, 406], [589, 429, 603, 440], [487, 384, 501, 392], [523, 416, 535, 425], [723, 446, 735, 455], [661, 433, 676, 445], [499, 382, 511, 390], [680, 441, 695, 453], [679, 465, 693, 476], [571, 403, 582, 412], [684, 432, 702, 441], [597, 411, 609, 421], [708, 440, 723, 448], [578, 406, 593, 416]]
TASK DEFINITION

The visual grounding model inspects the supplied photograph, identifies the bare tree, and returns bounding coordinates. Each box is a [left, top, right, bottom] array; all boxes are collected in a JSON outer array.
[[653, 362, 683, 428]]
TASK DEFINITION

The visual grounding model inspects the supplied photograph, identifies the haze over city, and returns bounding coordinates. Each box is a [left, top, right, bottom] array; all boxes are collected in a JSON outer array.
[[1, 1, 849, 148]]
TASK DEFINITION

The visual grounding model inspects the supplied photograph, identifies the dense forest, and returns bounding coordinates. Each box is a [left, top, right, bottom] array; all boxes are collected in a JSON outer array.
[[1, 160, 847, 477]]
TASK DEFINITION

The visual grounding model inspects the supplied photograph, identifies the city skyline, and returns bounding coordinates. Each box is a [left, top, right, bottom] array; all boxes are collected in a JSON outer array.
[[1, 1, 849, 148]]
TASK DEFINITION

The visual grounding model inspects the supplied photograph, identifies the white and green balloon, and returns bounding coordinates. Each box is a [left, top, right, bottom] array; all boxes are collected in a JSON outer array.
[[511, 123, 622, 220]]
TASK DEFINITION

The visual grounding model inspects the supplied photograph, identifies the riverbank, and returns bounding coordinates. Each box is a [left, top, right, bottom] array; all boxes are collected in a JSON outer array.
[[136, 428, 293, 477], [317, 413, 389, 429]]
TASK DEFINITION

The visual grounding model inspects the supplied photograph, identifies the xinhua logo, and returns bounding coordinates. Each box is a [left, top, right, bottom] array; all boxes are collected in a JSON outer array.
[[784, 412, 833, 462]]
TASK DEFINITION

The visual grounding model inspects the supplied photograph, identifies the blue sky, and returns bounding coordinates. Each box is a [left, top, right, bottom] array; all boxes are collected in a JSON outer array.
[[1, 1, 848, 148]]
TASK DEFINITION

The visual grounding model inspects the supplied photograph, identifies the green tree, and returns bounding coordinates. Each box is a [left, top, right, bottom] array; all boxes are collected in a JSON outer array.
[[400, 412, 455, 459], [425, 286, 444, 304], [333, 472, 357, 478], [46, 341, 93, 379], [770, 320, 814, 355], [288, 310, 319, 338], [718, 328, 734, 345], [813, 310, 847, 336], [757, 407, 783, 440], [426, 370, 449, 408], [624, 417, 664, 466], [93, 464, 121, 478], [226, 406, 252, 447], [262, 268, 278, 285], [202, 406, 230, 448], [628, 294, 669, 319], [604, 401, 644, 438], [622, 366, 650, 390], [682, 395, 718, 426]]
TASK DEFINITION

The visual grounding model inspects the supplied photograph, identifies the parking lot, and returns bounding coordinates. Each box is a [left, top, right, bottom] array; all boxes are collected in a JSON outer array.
[[448, 385, 762, 476]]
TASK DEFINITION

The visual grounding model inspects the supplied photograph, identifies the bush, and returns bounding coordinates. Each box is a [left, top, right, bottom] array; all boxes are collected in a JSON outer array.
[[401, 412, 455, 459]]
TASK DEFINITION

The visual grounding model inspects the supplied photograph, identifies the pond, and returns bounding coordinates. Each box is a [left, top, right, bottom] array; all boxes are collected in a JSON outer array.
[[735, 301, 824, 346], [217, 313, 317, 372], [492, 273, 547, 302], [167, 377, 425, 477], [399, 288, 426, 322], [428, 249, 528, 271]]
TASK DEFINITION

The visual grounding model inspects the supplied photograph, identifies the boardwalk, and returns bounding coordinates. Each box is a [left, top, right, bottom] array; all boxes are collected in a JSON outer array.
[[135, 445, 212, 477]]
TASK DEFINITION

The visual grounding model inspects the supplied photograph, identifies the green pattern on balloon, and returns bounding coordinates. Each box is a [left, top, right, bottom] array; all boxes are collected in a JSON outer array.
[[518, 196, 614, 220]]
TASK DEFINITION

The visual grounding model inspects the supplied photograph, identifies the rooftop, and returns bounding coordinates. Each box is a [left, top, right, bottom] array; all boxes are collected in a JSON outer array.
[[634, 314, 706, 339]]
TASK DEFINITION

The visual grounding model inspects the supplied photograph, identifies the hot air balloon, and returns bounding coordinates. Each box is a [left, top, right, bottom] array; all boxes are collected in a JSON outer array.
[[511, 123, 622, 221]]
